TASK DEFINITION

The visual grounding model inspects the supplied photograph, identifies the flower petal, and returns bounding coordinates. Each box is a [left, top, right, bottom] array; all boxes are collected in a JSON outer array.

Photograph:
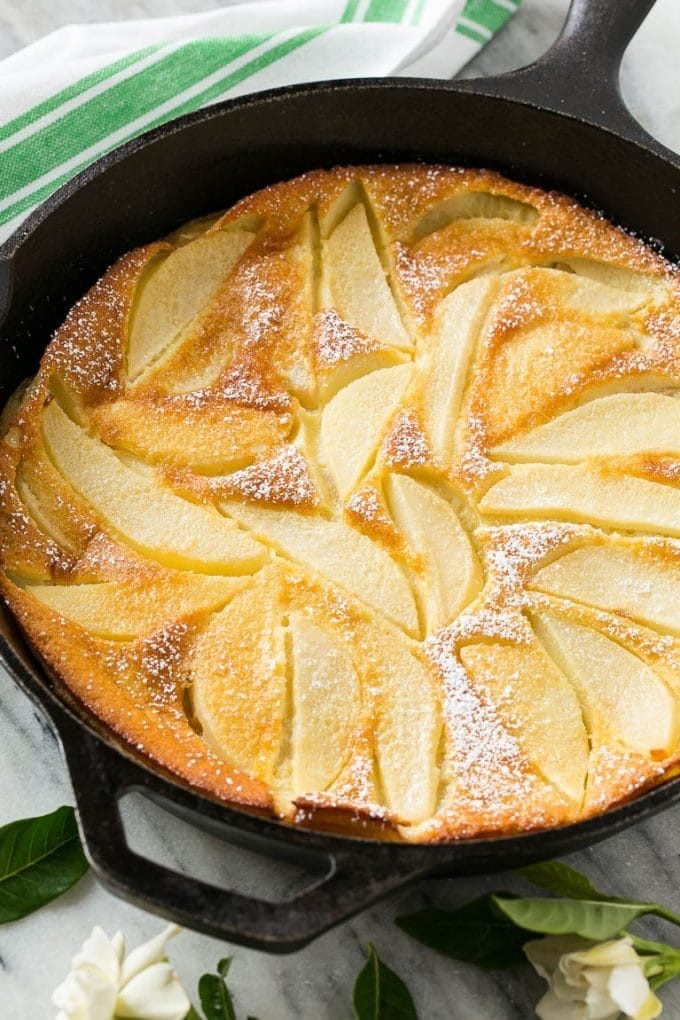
[[112, 932, 126, 966], [116, 961, 191, 1020], [119, 925, 181, 987], [72, 927, 122, 986], [52, 963, 118, 1020], [568, 937, 640, 969], [525, 936, 594, 981], [552, 968, 590, 1004], [534, 988, 590, 1020], [608, 964, 662, 1020]]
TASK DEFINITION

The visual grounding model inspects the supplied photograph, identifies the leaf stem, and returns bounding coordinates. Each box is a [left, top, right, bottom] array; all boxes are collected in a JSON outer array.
[[653, 905, 680, 928]]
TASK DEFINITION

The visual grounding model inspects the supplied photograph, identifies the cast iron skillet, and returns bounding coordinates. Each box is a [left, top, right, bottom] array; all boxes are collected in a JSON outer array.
[[1, 0, 680, 953]]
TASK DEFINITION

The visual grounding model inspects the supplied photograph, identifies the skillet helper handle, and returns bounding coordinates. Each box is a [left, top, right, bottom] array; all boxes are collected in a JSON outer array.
[[58, 718, 428, 952], [463, 0, 676, 162]]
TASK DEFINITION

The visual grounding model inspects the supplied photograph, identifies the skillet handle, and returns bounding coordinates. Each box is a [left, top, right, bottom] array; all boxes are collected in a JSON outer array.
[[56, 714, 429, 952], [460, 0, 679, 164]]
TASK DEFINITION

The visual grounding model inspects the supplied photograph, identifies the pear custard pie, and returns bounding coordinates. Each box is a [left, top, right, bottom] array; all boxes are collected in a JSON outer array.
[[2, 165, 680, 844]]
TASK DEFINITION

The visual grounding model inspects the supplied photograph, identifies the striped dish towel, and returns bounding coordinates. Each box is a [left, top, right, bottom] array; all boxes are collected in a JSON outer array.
[[0, 0, 521, 244]]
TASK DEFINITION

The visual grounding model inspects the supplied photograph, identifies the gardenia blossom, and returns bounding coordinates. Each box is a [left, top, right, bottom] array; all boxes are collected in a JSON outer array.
[[52, 923, 191, 1020], [524, 935, 662, 1020]]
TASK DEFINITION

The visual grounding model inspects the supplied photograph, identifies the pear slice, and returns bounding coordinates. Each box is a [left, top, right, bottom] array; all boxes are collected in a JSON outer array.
[[288, 612, 361, 796], [534, 614, 678, 756], [16, 436, 97, 556], [459, 639, 589, 803], [127, 228, 255, 381], [563, 257, 663, 295], [384, 473, 482, 633], [26, 574, 248, 639], [42, 401, 267, 574], [532, 543, 680, 636], [191, 577, 286, 783], [163, 211, 225, 245], [564, 273, 653, 316], [494, 393, 680, 463], [480, 463, 680, 538], [221, 501, 418, 635], [366, 626, 440, 824], [324, 203, 411, 350], [412, 191, 539, 240], [319, 363, 413, 499], [422, 276, 498, 465]]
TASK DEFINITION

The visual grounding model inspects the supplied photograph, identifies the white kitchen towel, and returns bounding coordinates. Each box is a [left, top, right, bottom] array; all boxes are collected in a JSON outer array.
[[0, 0, 521, 242]]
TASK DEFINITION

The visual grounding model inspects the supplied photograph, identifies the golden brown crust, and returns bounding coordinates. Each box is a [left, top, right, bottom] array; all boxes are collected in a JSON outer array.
[[2, 164, 680, 842]]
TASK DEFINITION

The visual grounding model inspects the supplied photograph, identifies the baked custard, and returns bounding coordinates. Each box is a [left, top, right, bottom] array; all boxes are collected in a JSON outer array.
[[2, 165, 680, 842]]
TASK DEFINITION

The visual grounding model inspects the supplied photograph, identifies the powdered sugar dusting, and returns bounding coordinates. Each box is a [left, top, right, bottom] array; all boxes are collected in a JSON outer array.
[[384, 411, 430, 467], [445, 604, 528, 645], [314, 308, 380, 366], [637, 456, 680, 483], [571, 601, 677, 660], [489, 273, 546, 335], [458, 412, 498, 483], [347, 486, 383, 523], [137, 622, 190, 706], [426, 632, 533, 815], [345, 484, 399, 546], [214, 446, 318, 507], [433, 524, 583, 645], [395, 243, 484, 319], [233, 253, 287, 349], [587, 745, 665, 813], [74, 532, 151, 581], [46, 249, 150, 398], [482, 522, 583, 594], [0, 474, 74, 576], [213, 360, 291, 411], [295, 751, 388, 825]]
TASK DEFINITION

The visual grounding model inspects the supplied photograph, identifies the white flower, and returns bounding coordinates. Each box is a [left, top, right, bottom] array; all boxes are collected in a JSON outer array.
[[525, 935, 662, 1020], [52, 923, 191, 1020]]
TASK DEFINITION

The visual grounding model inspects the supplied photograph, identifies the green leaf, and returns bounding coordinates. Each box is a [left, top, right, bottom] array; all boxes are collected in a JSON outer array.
[[353, 944, 417, 1020], [520, 861, 680, 929], [184, 1008, 203, 1020], [217, 958, 232, 979], [0, 805, 89, 923], [520, 861, 611, 901], [396, 895, 528, 969], [493, 896, 678, 941], [628, 933, 676, 959], [198, 958, 237, 1020]]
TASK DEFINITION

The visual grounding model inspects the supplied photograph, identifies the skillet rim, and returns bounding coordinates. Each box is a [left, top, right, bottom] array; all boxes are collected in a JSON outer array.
[[2, 71, 679, 265], [2, 74, 680, 946]]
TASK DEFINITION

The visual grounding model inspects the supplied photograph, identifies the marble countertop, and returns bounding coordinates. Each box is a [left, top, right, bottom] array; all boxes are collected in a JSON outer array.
[[1, 1, 680, 1017]]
